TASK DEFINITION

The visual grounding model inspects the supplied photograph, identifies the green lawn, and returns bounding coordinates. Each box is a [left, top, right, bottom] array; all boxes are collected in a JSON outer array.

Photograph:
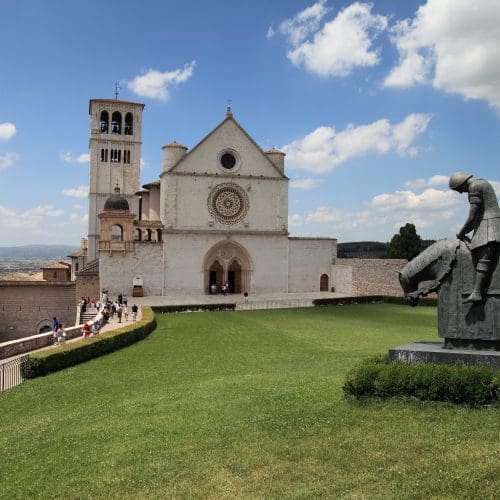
[[1, 305, 498, 499]]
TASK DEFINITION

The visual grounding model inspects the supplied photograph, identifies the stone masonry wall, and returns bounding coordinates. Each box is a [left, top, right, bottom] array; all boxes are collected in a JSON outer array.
[[76, 275, 100, 303], [0, 282, 76, 342], [335, 258, 407, 297]]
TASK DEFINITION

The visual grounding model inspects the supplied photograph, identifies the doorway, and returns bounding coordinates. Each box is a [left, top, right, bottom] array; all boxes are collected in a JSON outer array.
[[320, 273, 329, 291], [228, 260, 242, 293]]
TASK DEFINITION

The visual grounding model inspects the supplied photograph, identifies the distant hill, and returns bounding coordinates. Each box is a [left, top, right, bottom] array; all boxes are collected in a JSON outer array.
[[0, 245, 79, 259], [338, 240, 436, 259], [337, 241, 388, 259]]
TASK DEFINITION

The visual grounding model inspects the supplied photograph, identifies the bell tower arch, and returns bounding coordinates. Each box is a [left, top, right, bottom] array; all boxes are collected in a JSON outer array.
[[87, 98, 145, 261]]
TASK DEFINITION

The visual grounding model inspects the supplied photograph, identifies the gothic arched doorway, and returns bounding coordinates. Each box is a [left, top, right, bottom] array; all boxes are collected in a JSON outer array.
[[203, 241, 252, 294], [209, 260, 223, 293], [320, 273, 329, 291], [228, 260, 242, 294]]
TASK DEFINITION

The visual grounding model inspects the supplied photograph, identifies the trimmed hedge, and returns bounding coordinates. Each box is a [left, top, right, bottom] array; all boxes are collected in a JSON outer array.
[[152, 303, 236, 314], [343, 355, 500, 407], [313, 296, 437, 307], [21, 307, 156, 379]]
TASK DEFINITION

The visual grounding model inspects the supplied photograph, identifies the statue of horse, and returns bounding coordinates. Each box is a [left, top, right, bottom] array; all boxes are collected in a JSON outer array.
[[398, 238, 499, 349]]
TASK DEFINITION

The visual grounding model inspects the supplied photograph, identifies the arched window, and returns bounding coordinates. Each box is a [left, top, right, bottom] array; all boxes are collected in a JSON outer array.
[[124, 113, 133, 135], [111, 111, 122, 134], [135, 228, 142, 241], [146, 229, 152, 241], [156, 229, 162, 242], [100, 111, 109, 133], [111, 225, 123, 241]]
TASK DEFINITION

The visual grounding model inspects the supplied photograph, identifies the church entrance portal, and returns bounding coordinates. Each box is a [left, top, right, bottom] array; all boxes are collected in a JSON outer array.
[[320, 273, 329, 291], [204, 241, 252, 294]]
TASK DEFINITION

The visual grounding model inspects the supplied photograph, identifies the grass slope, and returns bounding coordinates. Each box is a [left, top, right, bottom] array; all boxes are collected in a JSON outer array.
[[0, 305, 498, 499]]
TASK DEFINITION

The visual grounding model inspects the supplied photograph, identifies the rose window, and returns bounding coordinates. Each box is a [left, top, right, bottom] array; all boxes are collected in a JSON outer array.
[[208, 183, 249, 225]]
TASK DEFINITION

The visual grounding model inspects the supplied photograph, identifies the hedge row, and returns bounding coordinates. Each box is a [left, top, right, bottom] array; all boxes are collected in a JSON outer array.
[[343, 355, 500, 407], [21, 307, 157, 380], [313, 296, 437, 307], [152, 303, 236, 314]]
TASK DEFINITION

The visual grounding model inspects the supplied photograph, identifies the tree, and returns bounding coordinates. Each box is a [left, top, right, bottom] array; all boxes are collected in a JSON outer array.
[[387, 223, 422, 260]]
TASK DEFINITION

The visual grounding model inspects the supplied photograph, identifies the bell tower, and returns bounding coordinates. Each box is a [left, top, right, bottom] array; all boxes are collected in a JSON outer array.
[[87, 98, 145, 261]]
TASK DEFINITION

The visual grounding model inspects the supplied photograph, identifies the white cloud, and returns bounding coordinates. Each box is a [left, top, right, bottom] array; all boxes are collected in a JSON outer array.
[[127, 61, 196, 101], [140, 157, 148, 170], [62, 186, 89, 198], [0, 152, 20, 170], [288, 214, 305, 226], [283, 113, 431, 173], [266, 25, 275, 39], [60, 152, 90, 164], [405, 174, 448, 190], [0, 122, 16, 141], [371, 188, 459, 212], [2, 204, 65, 229], [282, 2, 387, 77], [70, 213, 88, 225], [279, 0, 328, 47], [385, 0, 500, 109], [290, 178, 319, 190]]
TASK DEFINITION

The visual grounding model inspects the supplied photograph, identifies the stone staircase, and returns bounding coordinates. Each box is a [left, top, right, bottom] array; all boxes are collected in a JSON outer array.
[[79, 306, 99, 324]]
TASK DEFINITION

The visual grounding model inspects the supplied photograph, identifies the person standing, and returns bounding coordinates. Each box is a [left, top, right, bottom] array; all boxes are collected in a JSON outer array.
[[449, 172, 500, 302], [131, 304, 139, 321]]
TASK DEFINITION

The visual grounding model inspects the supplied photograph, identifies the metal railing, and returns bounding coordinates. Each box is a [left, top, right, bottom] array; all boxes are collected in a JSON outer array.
[[0, 355, 28, 392]]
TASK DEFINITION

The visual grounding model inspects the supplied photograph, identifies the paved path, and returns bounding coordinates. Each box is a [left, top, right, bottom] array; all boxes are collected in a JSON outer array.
[[131, 291, 347, 308]]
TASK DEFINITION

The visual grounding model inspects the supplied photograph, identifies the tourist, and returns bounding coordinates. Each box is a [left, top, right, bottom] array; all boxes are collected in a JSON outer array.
[[123, 304, 129, 321], [132, 304, 139, 321], [81, 322, 92, 338], [56, 324, 66, 345], [117, 303, 123, 323]]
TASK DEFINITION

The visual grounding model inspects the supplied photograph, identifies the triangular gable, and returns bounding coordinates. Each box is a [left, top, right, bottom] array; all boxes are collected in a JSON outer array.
[[167, 115, 286, 178]]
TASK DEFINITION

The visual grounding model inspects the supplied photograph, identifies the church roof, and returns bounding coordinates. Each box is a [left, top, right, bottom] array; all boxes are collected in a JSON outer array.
[[0, 271, 44, 282], [104, 186, 129, 211], [142, 180, 160, 189], [41, 261, 71, 270], [75, 259, 99, 277], [164, 113, 288, 178]]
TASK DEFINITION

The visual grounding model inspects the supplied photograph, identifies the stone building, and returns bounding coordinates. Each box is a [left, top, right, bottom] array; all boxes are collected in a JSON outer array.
[[0, 264, 76, 341], [84, 100, 337, 297]]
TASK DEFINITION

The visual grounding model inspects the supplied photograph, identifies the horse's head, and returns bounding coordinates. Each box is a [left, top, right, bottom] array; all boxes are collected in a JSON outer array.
[[397, 238, 461, 307], [399, 270, 420, 306]]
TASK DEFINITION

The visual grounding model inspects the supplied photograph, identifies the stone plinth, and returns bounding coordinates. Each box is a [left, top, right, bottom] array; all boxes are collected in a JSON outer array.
[[389, 341, 500, 368]]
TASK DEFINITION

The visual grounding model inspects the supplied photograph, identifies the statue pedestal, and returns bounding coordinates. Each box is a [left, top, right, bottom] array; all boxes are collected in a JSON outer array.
[[389, 341, 500, 368]]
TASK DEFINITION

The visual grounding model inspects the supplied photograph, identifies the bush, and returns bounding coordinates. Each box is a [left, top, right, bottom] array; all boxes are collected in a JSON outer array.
[[313, 296, 437, 307], [343, 355, 500, 407], [21, 307, 156, 379], [152, 303, 236, 314], [313, 296, 384, 306]]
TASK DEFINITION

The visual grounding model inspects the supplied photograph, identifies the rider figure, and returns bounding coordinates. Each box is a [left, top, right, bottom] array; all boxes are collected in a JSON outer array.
[[449, 172, 500, 303]]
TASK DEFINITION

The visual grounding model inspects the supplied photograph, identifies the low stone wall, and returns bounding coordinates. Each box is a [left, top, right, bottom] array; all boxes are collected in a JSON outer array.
[[0, 324, 82, 360], [334, 258, 407, 296]]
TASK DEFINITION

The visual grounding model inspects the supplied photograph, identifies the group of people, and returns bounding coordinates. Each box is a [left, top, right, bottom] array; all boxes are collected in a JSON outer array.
[[81, 291, 140, 339]]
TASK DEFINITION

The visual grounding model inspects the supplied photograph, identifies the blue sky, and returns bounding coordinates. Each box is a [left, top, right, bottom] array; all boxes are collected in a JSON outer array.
[[1, 0, 499, 246]]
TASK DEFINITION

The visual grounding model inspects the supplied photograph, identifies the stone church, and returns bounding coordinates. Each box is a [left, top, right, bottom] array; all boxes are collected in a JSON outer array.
[[81, 98, 336, 297]]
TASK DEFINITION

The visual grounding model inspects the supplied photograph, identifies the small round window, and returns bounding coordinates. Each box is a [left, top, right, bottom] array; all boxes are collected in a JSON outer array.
[[220, 152, 236, 170]]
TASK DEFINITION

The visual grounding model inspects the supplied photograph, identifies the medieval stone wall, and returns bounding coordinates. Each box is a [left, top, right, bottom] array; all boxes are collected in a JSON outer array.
[[288, 238, 336, 292], [0, 282, 76, 342], [334, 258, 407, 296], [76, 275, 100, 303]]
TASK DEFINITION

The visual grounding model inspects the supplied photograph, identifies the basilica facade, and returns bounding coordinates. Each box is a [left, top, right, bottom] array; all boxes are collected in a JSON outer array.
[[85, 99, 336, 297]]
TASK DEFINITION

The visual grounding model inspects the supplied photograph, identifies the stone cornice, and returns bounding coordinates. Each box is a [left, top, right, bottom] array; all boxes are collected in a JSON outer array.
[[163, 228, 288, 236], [160, 171, 289, 182]]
